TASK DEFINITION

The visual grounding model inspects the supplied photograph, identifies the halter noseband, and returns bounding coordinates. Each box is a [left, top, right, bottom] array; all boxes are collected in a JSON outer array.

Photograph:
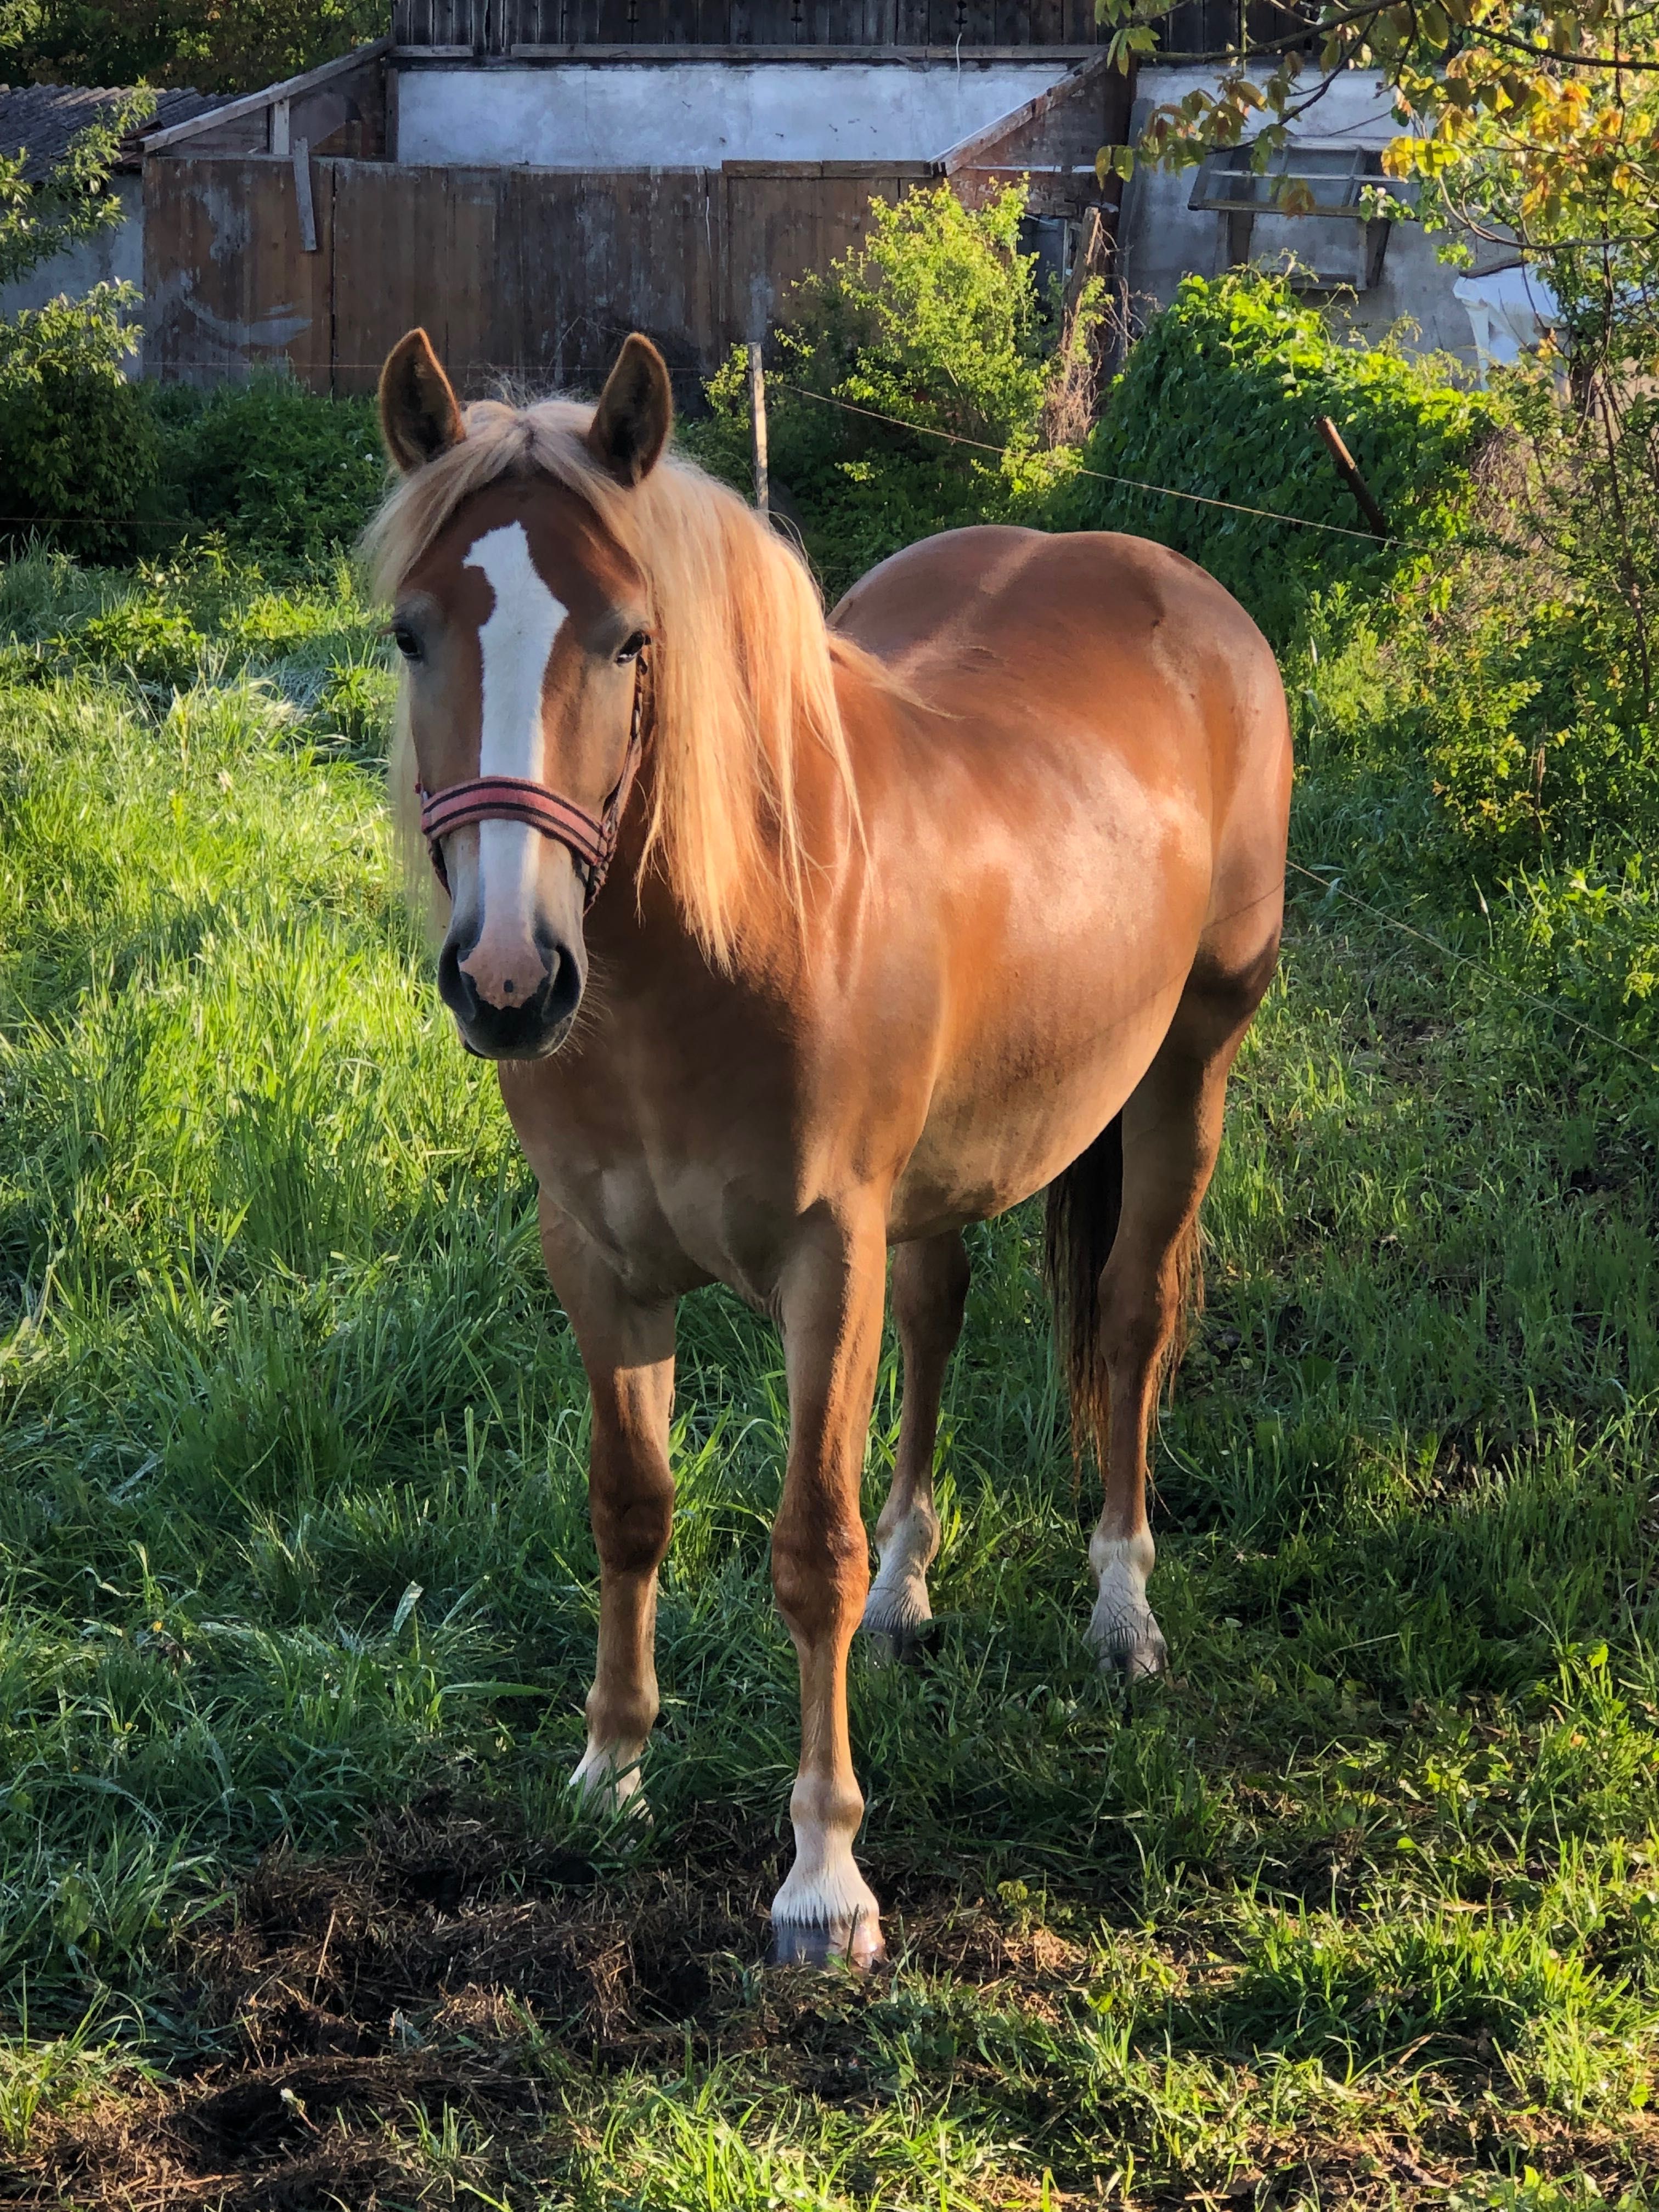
[[416, 649, 648, 909]]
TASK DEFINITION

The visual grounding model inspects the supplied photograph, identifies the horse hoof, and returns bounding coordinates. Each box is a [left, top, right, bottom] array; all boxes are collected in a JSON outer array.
[[1094, 1622, 1169, 1681], [859, 1613, 940, 1668], [767, 1914, 886, 1970]]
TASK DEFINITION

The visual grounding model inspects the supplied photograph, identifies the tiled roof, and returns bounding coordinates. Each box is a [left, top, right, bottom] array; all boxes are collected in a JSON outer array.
[[0, 84, 229, 181]]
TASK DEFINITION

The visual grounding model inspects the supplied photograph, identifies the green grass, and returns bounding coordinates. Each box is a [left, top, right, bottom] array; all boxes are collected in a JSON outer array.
[[0, 544, 1656, 2208]]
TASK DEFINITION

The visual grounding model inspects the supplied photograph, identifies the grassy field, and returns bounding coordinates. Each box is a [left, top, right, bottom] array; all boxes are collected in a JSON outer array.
[[0, 541, 1655, 2210]]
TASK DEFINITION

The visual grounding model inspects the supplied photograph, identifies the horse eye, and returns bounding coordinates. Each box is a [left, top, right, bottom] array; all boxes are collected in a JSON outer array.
[[391, 622, 422, 661], [616, 630, 648, 664]]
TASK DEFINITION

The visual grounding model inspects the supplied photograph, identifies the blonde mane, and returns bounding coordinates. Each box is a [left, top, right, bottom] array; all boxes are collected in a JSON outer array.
[[365, 394, 872, 966]]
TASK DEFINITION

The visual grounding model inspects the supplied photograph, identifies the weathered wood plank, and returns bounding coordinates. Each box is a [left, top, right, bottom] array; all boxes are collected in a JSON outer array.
[[504, 165, 721, 384], [438, 0, 1105, 39], [328, 157, 500, 392], [149, 142, 956, 393], [724, 161, 913, 337], [143, 156, 334, 385]]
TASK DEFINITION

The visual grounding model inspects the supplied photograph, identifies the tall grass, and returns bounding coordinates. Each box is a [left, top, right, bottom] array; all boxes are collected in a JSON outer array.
[[0, 545, 1654, 2204]]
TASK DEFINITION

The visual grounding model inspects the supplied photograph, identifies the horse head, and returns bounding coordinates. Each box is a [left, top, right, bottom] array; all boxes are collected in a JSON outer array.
[[376, 328, 672, 1059]]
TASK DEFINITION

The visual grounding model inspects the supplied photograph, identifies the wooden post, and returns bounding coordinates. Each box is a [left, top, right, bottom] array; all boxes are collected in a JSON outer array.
[[748, 341, 769, 518], [292, 138, 318, 255], [1314, 415, 1389, 541]]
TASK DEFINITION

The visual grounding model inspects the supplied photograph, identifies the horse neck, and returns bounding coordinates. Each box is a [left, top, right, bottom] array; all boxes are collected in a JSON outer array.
[[598, 643, 872, 979]]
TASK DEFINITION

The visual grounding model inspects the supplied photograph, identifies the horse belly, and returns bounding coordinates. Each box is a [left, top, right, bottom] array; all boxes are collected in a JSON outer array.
[[888, 956, 1189, 1240]]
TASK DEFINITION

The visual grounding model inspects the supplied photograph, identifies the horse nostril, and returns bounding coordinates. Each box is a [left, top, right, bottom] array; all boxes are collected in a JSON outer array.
[[438, 940, 481, 1026]]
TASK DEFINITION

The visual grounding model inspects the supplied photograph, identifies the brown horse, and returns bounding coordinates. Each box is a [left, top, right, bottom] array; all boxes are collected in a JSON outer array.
[[370, 327, 1291, 1967]]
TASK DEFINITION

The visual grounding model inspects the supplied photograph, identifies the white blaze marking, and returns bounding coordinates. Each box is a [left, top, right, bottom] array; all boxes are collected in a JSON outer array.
[[462, 521, 567, 918]]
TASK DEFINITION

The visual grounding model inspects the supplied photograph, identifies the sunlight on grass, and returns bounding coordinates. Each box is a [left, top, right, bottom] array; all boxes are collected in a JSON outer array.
[[0, 543, 1655, 2204]]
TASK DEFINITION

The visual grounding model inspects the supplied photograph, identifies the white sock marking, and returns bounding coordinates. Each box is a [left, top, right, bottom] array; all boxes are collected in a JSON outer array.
[[771, 1824, 882, 1932], [570, 1735, 648, 1814], [1087, 1528, 1165, 1666]]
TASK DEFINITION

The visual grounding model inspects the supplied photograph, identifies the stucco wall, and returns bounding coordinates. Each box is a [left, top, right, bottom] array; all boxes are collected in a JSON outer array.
[[394, 59, 1073, 168], [0, 174, 143, 315], [1120, 69, 1512, 363]]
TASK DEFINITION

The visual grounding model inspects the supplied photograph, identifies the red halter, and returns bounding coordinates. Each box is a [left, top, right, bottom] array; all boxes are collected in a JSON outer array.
[[417, 651, 648, 909]]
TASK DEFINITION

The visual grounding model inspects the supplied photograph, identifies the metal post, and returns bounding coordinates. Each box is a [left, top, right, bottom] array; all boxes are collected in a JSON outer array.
[[748, 342, 770, 518]]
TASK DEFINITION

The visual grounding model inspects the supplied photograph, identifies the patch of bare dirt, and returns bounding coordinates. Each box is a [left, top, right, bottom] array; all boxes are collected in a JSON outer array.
[[3, 1802, 1013, 2208], [8, 1804, 1657, 2209]]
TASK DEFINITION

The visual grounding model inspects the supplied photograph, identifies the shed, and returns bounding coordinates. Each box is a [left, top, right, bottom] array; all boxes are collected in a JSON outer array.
[[0, 83, 227, 320], [1120, 64, 1531, 366], [136, 4, 1135, 392]]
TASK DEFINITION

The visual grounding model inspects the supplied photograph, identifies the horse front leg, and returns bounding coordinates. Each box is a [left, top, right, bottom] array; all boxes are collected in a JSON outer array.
[[540, 1196, 676, 1815], [768, 1210, 887, 1967]]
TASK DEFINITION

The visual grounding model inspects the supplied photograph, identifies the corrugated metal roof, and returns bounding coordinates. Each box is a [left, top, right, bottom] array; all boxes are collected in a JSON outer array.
[[0, 85, 228, 182]]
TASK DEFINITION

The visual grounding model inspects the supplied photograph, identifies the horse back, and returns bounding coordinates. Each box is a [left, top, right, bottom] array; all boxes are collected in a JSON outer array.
[[830, 524, 1290, 939]]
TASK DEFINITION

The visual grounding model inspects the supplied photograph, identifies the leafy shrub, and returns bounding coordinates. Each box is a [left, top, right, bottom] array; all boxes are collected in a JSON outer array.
[[151, 375, 386, 569], [685, 183, 1082, 600], [1414, 368, 1659, 864], [1056, 270, 1493, 651], [1294, 396, 1659, 872], [1502, 862, 1659, 1089], [0, 289, 159, 562], [67, 599, 206, 688], [3, 0, 382, 95]]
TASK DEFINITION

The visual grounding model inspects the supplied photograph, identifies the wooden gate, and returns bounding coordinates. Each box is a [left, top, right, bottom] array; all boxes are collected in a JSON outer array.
[[144, 154, 932, 392]]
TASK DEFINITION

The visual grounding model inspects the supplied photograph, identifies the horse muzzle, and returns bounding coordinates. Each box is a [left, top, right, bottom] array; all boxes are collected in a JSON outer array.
[[439, 918, 585, 1060]]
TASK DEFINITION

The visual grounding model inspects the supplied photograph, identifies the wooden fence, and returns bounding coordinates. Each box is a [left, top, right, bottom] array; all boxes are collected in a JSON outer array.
[[143, 155, 938, 392], [388, 0, 1260, 59], [392, 0, 1104, 49]]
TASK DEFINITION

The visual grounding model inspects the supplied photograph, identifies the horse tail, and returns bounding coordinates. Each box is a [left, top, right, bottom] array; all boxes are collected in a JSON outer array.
[[1043, 1115, 1122, 1472], [1042, 1115, 1204, 1470]]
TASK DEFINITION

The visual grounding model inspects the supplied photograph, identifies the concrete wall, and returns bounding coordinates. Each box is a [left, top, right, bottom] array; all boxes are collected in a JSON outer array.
[[1120, 69, 1514, 364], [0, 175, 143, 317], [394, 59, 1072, 168]]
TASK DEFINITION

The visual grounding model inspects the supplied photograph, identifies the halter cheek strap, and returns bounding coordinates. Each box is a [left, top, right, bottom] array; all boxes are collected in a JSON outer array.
[[416, 651, 648, 910]]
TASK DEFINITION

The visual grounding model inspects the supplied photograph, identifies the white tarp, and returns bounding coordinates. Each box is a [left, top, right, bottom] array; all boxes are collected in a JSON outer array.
[[1452, 263, 1562, 380]]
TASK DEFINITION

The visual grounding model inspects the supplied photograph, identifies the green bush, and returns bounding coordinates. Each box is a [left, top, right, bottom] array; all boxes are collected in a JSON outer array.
[[1056, 270, 1493, 652], [67, 599, 207, 689], [1414, 368, 1659, 865], [150, 374, 386, 569], [3, 0, 382, 95], [0, 289, 159, 562], [1293, 381, 1659, 875], [685, 182, 1082, 601]]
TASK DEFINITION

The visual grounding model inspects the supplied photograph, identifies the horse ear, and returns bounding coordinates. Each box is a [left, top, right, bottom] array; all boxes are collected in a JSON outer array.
[[379, 329, 466, 475], [587, 334, 673, 487]]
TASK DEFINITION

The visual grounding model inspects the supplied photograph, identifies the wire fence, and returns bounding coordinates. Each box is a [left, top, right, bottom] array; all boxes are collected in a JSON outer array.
[[0, 369, 1469, 551], [2, 358, 1640, 1072], [1283, 860, 1657, 1074], [773, 379, 1426, 549]]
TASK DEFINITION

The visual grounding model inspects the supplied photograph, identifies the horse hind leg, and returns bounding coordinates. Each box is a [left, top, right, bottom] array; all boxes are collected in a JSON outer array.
[[1052, 959, 1272, 1678], [861, 1229, 970, 1655]]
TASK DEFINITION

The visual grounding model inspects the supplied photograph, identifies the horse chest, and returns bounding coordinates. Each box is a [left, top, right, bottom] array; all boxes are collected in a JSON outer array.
[[501, 1069, 791, 1302]]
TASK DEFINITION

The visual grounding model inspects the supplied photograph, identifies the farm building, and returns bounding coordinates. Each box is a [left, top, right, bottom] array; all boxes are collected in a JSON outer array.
[[1121, 60, 1550, 364], [133, 4, 1137, 393], [0, 83, 226, 322], [7, 3, 1543, 390]]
